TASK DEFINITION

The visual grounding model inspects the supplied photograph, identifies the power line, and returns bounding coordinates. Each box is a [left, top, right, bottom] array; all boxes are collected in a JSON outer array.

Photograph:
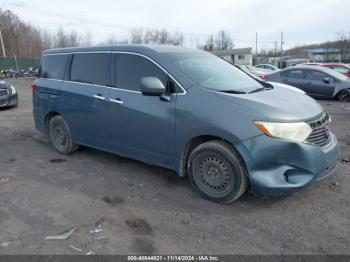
[[3, 1, 131, 30], [2, 1, 317, 48], [0, 2, 277, 43]]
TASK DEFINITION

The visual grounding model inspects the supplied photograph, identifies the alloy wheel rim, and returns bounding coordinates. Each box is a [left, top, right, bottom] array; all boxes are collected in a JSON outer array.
[[339, 90, 349, 101]]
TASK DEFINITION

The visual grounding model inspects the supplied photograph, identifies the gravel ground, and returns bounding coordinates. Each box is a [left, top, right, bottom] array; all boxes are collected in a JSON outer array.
[[0, 78, 349, 255]]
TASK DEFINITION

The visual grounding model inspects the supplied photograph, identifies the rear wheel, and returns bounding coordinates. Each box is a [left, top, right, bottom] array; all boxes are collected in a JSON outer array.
[[187, 140, 248, 203], [48, 115, 79, 154], [338, 89, 350, 102]]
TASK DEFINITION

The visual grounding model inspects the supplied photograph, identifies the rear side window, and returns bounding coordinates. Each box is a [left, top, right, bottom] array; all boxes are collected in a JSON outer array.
[[305, 70, 333, 82], [330, 66, 349, 74], [70, 53, 110, 86], [115, 54, 168, 92], [40, 54, 68, 80], [281, 70, 304, 79]]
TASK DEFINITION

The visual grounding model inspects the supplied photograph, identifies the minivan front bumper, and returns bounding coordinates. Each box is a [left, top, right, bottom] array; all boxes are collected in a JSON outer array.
[[236, 132, 340, 196]]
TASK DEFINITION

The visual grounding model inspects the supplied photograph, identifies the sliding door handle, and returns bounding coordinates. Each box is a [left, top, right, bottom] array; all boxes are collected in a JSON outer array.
[[93, 94, 106, 100], [110, 98, 124, 105]]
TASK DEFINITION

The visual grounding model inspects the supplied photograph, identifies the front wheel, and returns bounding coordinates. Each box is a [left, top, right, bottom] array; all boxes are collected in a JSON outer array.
[[187, 140, 248, 203], [48, 115, 79, 154], [338, 89, 350, 102]]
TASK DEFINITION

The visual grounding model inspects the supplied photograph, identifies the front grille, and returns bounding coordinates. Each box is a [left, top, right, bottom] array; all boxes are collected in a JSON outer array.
[[0, 89, 8, 97], [306, 113, 332, 147]]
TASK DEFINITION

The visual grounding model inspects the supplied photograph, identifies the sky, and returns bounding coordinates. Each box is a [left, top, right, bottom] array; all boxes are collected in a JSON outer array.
[[2, 0, 349, 51]]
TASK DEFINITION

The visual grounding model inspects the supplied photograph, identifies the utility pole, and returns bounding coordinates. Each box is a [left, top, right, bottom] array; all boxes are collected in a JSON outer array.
[[280, 32, 284, 69], [14, 53, 18, 72], [274, 41, 278, 58], [0, 29, 6, 58], [255, 32, 258, 65]]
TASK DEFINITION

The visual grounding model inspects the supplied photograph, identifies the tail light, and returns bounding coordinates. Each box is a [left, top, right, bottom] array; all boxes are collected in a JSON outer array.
[[260, 75, 268, 81], [31, 82, 37, 91]]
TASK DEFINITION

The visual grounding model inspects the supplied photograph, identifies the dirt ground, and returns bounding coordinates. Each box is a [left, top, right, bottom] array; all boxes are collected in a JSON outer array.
[[0, 78, 349, 255]]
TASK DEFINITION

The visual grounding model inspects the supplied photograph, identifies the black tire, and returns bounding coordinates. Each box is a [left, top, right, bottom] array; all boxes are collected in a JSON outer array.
[[48, 115, 79, 154], [187, 140, 248, 203], [337, 89, 350, 102]]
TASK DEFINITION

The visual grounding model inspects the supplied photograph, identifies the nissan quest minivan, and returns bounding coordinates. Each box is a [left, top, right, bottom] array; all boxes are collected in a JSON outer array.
[[32, 45, 340, 203]]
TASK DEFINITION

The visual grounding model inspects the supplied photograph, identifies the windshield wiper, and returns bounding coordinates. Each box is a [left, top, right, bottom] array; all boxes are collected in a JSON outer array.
[[218, 90, 247, 94], [249, 85, 273, 94]]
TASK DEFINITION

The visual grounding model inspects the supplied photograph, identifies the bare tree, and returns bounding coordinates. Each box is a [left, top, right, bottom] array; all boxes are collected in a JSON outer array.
[[105, 35, 128, 44], [158, 29, 170, 44], [54, 28, 69, 48], [144, 29, 158, 44], [80, 32, 92, 46], [68, 30, 80, 47], [169, 31, 184, 46], [40, 29, 53, 50], [130, 28, 144, 44], [335, 31, 350, 62], [204, 34, 214, 51], [139, 28, 183, 46], [215, 30, 233, 50]]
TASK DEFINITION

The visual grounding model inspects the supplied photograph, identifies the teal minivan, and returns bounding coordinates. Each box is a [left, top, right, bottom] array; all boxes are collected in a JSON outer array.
[[32, 45, 340, 203]]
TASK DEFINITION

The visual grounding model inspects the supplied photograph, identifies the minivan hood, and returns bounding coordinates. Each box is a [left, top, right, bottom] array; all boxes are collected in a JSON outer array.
[[214, 83, 324, 122]]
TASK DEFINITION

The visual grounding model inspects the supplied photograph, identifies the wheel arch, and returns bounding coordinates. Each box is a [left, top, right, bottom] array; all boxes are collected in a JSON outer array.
[[336, 88, 350, 101], [44, 111, 61, 134], [178, 134, 249, 178]]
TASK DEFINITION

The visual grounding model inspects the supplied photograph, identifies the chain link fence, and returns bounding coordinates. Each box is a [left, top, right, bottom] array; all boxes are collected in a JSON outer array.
[[0, 57, 40, 70]]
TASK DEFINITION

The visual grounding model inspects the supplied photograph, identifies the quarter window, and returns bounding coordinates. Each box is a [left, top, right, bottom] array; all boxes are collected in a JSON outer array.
[[40, 54, 68, 80], [115, 54, 168, 92], [70, 53, 109, 86]]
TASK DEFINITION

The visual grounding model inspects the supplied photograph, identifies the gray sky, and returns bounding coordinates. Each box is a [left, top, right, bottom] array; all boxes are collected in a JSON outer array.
[[3, 0, 349, 50]]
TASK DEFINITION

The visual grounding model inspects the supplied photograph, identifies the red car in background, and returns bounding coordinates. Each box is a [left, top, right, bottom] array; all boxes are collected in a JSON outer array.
[[318, 63, 350, 78]]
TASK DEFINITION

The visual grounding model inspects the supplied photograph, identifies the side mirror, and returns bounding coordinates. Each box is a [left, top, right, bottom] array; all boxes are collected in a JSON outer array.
[[140, 77, 166, 96], [323, 77, 330, 84]]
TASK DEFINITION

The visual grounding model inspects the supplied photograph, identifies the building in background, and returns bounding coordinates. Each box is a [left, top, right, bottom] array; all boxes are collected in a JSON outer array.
[[212, 47, 253, 65], [305, 48, 342, 63]]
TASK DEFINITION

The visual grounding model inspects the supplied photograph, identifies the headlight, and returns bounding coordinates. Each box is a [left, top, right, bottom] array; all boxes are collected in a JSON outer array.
[[10, 85, 16, 95], [255, 121, 312, 142]]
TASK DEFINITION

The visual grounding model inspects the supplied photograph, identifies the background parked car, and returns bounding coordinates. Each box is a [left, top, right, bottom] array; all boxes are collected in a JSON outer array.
[[0, 80, 18, 108], [238, 65, 272, 80], [319, 63, 350, 77], [234, 65, 261, 79], [266, 65, 350, 102], [255, 64, 279, 71], [299, 63, 350, 78]]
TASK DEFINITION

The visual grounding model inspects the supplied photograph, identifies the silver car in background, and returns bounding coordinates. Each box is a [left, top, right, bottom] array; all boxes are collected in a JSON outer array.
[[0, 80, 18, 108], [238, 65, 272, 80], [266, 66, 350, 102], [255, 64, 279, 71]]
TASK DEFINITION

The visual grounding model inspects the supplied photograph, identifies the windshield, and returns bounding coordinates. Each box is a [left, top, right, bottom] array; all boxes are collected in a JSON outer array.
[[164, 52, 263, 93]]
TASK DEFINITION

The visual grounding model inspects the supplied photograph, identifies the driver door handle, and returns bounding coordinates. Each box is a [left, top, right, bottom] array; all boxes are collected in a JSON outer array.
[[110, 98, 124, 105]]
